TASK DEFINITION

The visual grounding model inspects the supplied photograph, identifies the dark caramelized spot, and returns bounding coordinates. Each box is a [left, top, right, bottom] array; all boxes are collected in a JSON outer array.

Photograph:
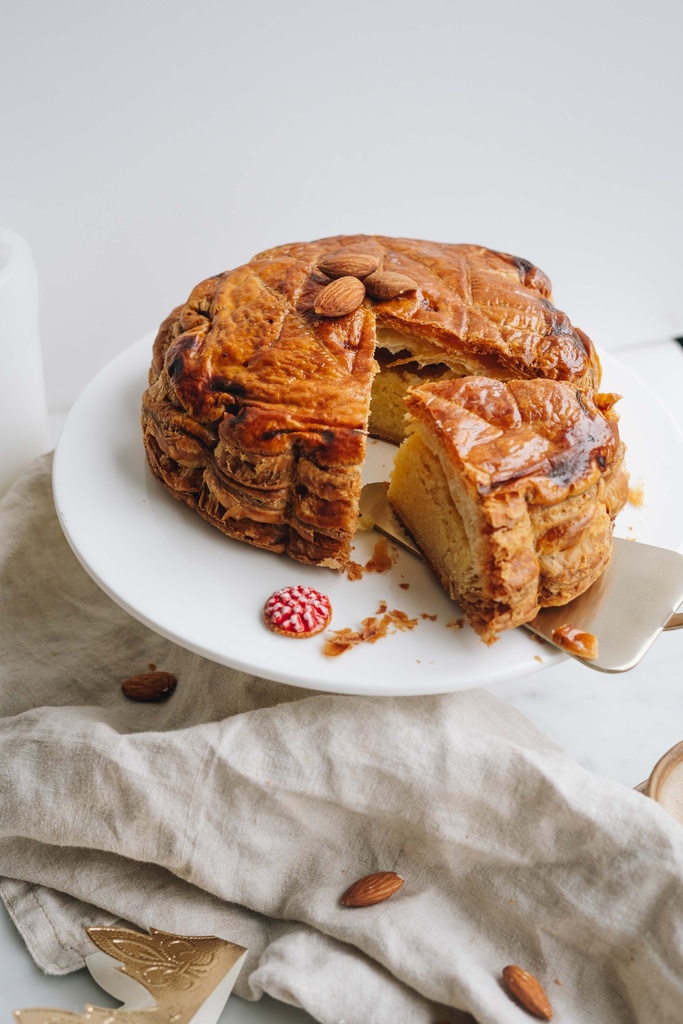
[[406, 375, 621, 506], [209, 380, 248, 409], [513, 256, 534, 277], [143, 236, 603, 579]]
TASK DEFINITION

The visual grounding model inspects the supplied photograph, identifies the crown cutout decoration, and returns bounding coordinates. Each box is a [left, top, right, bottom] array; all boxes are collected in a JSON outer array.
[[14, 926, 248, 1024]]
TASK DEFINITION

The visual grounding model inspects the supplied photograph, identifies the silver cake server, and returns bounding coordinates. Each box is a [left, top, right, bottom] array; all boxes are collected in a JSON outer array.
[[359, 481, 683, 673]]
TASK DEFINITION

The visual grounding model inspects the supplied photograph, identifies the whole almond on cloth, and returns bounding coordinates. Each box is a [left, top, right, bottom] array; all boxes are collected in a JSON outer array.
[[121, 671, 177, 702], [314, 276, 366, 317], [317, 252, 380, 280], [364, 269, 418, 300], [340, 870, 404, 907], [502, 965, 553, 1020]]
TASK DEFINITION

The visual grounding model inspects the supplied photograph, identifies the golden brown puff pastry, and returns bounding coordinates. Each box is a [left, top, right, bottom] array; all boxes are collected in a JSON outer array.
[[388, 378, 628, 643], [141, 235, 604, 569]]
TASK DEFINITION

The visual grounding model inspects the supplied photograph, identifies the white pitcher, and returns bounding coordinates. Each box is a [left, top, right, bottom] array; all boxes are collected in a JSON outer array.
[[0, 227, 50, 496]]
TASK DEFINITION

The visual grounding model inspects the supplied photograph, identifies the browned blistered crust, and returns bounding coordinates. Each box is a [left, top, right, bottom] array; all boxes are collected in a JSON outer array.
[[393, 377, 627, 643], [141, 235, 603, 567]]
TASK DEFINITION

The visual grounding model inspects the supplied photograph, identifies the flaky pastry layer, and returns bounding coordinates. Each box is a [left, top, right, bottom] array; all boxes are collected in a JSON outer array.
[[142, 235, 602, 568], [388, 377, 628, 642]]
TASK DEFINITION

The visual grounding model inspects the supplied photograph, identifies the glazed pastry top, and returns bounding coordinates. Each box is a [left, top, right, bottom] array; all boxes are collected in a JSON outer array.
[[151, 235, 601, 466], [403, 376, 624, 505]]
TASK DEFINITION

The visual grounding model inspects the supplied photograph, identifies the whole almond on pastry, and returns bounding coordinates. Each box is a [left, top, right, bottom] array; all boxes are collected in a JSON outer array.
[[317, 252, 380, 280], [364, 270, 418, 300], [340, 870, 404, 907], [121, 671, 177, 702], [502, 965, 553, 1020], [314, 276, 366, 317]]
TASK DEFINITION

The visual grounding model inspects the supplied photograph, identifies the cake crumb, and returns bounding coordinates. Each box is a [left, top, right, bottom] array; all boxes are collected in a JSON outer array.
[[365, 537, 395, 573], [399, 582, 410, 590], [323, 607, 419, 657], [319, 556, 343, 570], [551, 623, 599, 660], [534, 655, 543, 663], [357, 511, 376, 531], [446, 618, 464, 630], [628, 481, 645, 507], [420, 612, 438, 621], [345, 537, 396, 579]]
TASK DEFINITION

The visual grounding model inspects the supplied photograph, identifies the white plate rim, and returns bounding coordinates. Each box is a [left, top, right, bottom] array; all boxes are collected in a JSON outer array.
[[52, 336, 683, 696]]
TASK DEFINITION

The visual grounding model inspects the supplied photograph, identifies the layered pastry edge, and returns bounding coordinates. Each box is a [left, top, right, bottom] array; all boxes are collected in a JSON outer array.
[[387, 377, 628, 644], [141, 234, 622, 640]]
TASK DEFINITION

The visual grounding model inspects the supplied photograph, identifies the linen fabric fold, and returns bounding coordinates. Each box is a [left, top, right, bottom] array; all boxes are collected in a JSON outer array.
[[1, 455, 683, 1024]]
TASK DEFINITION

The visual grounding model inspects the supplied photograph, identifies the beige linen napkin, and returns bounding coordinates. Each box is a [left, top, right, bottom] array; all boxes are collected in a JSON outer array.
[[2, 455, 683, 1024]]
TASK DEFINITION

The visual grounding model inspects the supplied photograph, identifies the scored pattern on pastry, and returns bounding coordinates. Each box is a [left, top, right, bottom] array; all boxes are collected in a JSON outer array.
[[141, 235, 602, 573], [387, 377, 627, 644]]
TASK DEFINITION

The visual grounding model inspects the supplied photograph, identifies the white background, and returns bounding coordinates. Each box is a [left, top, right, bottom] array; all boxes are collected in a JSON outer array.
[[2, 2, 683, 1019], [2, 0, 683, 417]]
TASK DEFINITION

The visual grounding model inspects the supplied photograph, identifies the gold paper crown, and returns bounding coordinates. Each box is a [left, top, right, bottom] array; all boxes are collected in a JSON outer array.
[[14, 926, 248, 1024]]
